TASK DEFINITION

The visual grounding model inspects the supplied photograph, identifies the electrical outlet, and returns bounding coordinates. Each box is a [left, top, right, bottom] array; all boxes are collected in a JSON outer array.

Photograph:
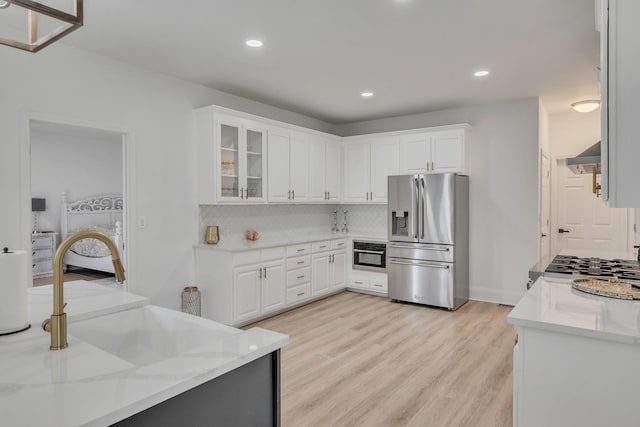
[[138, 216, 146, 228]]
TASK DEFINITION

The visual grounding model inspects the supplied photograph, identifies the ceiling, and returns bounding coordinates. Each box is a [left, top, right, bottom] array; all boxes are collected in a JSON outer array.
[[33, 0, 602, 124]]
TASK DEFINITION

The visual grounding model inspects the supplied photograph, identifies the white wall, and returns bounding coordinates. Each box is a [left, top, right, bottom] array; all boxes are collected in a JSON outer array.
[[548, 110, 600, 158], [31, 129, 122, 234], [0, 43, 334, 310], [336, 98, 541, 305]]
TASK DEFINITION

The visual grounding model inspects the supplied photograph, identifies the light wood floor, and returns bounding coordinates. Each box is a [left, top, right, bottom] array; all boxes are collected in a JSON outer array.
[[247, 291, 515, 427]]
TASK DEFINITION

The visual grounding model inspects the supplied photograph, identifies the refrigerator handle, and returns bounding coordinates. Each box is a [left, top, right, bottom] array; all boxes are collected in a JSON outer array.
[[413, 177, 419, 240], [420, 177, 425, 239]]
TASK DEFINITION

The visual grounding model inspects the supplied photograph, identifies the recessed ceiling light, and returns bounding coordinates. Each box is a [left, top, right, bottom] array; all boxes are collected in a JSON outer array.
[[361, 91, 374, 98], [571, 100, 600, 113], [474, 70, 490, 77], [245, 39, 263, 48]]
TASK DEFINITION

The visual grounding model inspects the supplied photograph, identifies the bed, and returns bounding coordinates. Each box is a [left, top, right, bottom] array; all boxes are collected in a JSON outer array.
[[60, 192, 125, 274]]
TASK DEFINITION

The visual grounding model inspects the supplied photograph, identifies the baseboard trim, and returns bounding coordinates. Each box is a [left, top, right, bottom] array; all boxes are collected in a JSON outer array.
[[470, 286, 524, 306]]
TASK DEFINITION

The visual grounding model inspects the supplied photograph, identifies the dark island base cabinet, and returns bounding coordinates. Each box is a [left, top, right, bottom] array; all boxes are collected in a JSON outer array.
[[114, 351, 281, 427]]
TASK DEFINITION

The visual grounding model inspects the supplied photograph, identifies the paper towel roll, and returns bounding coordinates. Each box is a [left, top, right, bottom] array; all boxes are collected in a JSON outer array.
[[0, 249, 30, 334]]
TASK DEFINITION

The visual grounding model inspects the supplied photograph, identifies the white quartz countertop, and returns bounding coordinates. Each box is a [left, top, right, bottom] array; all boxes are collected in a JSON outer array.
[[0, 281, 289, 427], [194, 231, 387, 252], [508, 276, 640, 344]]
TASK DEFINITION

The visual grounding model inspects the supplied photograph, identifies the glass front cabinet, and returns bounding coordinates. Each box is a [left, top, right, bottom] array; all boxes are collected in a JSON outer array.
[[216, 114, 267, 203]]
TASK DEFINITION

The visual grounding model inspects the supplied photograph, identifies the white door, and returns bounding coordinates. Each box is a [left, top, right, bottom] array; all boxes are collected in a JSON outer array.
[[540, 151, 551, 260], [325, 142, 342, 202], [267, 129, 290, 202], [556, 159, 629, 253], [330, 251, 346, 289], [399, 133, 430, 173], [370, 139, 399, 202], [308, 139, 326, 202], [261, 261, 285, 314], [233, 264, 261, 322], [430, 130, 464, 173], [343, 143, 370, 202], [311, 253, 330, 295], [289, 133, 309, 202]]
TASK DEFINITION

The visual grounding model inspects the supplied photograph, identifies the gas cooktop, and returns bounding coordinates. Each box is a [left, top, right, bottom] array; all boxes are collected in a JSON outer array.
[[544, 255, 640, 280]]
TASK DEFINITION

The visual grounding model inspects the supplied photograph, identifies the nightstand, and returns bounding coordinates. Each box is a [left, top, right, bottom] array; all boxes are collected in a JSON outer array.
[[31, 232, 58, 279]]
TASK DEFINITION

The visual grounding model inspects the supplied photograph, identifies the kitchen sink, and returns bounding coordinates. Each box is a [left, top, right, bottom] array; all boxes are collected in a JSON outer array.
[[68, 305, 240, 365]]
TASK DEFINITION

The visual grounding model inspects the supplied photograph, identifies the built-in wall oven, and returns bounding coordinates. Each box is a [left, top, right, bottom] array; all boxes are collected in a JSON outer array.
[[353, 240, 387, 272]]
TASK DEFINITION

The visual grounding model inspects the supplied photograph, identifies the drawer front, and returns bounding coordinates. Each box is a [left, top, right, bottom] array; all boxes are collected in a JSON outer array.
[[370, 280, 388, 293], [312, 240, 332, 253], [262, 246, 286, 262], [286, 283, 311, 305], [33, 248, 53, 261], [350, 278, 370, 288], [33, 259, 52, 275], [32, 236, 53, 249], [233, 250, 261, 266], [287, 267, 311, 287], [331, 239, 347, 250], [286, 255, 310, 270], [286, 243, 311, 257]]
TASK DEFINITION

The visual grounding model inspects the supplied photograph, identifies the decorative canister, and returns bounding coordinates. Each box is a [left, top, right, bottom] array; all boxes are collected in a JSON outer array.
[[181, 286, 201, 316], [205, 225, 219, 244]]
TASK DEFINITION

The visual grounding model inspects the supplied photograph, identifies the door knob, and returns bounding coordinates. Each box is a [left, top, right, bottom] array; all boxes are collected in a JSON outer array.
[[558, 228, 570, 234], [541, 234, 547, 237]]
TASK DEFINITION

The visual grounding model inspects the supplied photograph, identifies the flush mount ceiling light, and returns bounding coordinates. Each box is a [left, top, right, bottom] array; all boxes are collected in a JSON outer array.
[[0, 0, 83, 53], [245, 39, 263, 48], [473, 70, 490, 77], [571, 99, 600, 113], [361, 91, 374, 98]]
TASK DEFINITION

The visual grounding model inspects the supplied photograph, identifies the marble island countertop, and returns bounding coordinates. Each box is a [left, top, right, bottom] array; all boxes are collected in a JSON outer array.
[[195, 230, 387, 252], [0, 281, 289, 427], [508, 276, 640, 344]]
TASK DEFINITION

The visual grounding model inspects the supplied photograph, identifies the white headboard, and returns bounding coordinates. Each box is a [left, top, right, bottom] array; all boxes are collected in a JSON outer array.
[[61, 192, 124, 235]]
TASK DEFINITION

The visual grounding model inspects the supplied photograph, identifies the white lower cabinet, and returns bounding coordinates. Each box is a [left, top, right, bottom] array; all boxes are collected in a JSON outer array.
[[311, 240, 347, 296], [348, 271, 388, 295], [195, 238, 346, 326], [512, 325, 640, 427]]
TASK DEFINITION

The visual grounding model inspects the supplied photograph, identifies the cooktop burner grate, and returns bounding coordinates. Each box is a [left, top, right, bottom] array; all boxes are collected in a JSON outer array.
[[544, 255, 640, 280]]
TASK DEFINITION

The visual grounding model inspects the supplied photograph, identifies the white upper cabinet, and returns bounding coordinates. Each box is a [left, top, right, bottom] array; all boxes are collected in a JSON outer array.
[[325, 142, 342, 202], [308, 139, 326, 202], [343, 138, 398, 203], [399, 127, 466, 175], [599, 0, 640, 207], [267, 129, 311, 203], [343, 143, 371, 202], [196, 111, 267, 204]]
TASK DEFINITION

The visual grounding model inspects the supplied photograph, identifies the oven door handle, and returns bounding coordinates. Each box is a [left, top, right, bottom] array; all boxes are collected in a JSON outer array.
[[389, 244, 450, 252], [390, 259, 450, 269], [354, 249, 385, 255]]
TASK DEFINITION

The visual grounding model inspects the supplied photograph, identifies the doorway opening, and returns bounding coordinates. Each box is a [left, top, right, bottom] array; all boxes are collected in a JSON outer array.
[[28, 120, 128, 287], [549, 157, 634, 258]]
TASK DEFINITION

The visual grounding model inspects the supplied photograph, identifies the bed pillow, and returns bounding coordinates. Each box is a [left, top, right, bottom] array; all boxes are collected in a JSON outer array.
[[68, 224, 118, 258]]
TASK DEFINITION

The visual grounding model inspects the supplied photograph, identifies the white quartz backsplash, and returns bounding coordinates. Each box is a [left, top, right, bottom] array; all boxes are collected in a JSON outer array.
[[199, 204, 387, 243]]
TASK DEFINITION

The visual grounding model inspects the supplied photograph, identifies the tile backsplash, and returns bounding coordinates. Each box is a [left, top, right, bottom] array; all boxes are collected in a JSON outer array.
[[199, 204, 387, 242]]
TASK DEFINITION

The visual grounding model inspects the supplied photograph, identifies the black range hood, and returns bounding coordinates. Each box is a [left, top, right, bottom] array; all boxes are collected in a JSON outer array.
[[566, 141, 601, 174]]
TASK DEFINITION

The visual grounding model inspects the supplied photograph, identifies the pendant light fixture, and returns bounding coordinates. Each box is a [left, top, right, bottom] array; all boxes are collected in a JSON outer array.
[[571, 99, 600, 113], [0, 0, 83, 53]]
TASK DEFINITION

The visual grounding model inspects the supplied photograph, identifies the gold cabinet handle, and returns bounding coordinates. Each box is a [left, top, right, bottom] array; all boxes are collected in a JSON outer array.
[[239, 188, 244, 199], [592, 168, 601, 197], [288, 190, 291, 200], [327, 191, 330, 200], [431, 161, 435, 171], [426, 162, 430, 172], [292, 189, 295, 200], [263, 266, 267, 278], [259, 267, 262, 279]]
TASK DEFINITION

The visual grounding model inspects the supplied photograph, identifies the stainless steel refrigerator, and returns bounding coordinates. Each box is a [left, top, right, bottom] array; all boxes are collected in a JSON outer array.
[[387, 173, 469, 310]]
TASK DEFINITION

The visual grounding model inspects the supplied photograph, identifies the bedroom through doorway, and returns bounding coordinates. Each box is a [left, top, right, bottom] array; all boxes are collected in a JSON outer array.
[[29, 121, 126, 287]]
